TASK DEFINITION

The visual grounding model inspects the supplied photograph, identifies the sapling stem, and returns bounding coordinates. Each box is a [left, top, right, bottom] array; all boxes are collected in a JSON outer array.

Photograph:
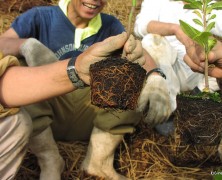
[[122, 0, 137, 58], [126, 0, 136, 38], [203, 1, 210, 92], [204, 50, 210, 92]]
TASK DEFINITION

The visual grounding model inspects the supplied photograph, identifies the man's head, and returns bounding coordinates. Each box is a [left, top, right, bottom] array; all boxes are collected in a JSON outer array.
[[70, 0, 107, 20]]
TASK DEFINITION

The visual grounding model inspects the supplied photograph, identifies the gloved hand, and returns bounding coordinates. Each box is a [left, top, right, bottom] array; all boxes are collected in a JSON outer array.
[[136, 74, 172, 126], [75, 32, 145, 85], [19, 38, 58, 67], [123, 34, 145, 66]]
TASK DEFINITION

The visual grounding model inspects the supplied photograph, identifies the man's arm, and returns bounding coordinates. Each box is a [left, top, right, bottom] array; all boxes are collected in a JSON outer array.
[[0, 32, 144, 107], [0, 58, 74, 107], [0, 28, 25, 57], [147, 21, 195, 50]]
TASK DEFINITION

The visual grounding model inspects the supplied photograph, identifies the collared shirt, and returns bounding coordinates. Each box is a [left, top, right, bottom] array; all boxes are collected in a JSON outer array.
[[11, 6, 124, 60], [59, 0, 102, 49]]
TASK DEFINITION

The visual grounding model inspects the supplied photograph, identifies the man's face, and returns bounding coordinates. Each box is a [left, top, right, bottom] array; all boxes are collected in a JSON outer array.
[[72, 0, 107, 20]]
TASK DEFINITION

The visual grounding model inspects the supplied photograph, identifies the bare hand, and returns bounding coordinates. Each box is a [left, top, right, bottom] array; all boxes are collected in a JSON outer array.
[[184, 40, 222, 78]]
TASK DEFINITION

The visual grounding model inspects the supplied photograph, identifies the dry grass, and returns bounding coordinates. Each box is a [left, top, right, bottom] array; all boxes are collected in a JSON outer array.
[[15, 121, 220, 180], [0, 0, 221, 179]]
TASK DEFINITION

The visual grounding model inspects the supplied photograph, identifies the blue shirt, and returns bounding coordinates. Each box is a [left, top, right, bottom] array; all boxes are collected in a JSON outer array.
[[11, 6, 125, 59]]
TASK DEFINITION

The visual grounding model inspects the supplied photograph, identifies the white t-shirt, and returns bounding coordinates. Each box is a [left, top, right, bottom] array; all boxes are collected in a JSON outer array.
[[134, 0, 222, 62]]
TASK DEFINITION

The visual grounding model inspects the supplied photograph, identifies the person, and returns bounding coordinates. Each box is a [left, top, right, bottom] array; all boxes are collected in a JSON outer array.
[[184, 40, 222, 89], [0, 32, 153, 180], [134, 0, 222, 135], [135, 0, 222, 91], [0, 0, 172, 178], [0, 0, 171, 143]]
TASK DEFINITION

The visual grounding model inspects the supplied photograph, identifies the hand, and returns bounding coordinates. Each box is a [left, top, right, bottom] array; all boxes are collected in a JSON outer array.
[[75, 32, 145, 85], [123, 34, 145, 66], [184, 41, 222, 79], [136, 75, 172, 126], [20, 38, 58, 66], [174, 24, 196, 50]]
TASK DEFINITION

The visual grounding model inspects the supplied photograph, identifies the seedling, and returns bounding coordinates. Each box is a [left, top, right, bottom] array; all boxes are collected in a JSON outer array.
[[126, 0, 137, 37], [176, 0, 222, 92], [122, 0, 137, 58]]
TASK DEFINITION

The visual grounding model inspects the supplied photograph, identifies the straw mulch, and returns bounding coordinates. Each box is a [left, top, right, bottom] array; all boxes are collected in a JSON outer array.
[[0, 0, 222, 179]]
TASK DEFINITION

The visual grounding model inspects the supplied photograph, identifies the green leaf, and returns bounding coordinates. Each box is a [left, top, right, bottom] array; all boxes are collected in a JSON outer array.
[[211, 2, 222, 10], [179, 20, 201, 39], [193, 18, 203, 27], [208, 37, 217, 52], [207, 14, 216, 22], [206, 21, 215, 32], [206, 6, 213, 15], [193, 10, 202, 19], [184, 2, 202, 10], [206, 0, 212, 5], [193, 31, 211, 47]]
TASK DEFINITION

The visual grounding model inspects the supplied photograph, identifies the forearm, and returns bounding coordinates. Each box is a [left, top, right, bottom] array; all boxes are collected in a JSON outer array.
[[0, 37, 26, 57], [147, 21, 179, 36], [142, 49, 157, 72], [0, 60, 75, 107]]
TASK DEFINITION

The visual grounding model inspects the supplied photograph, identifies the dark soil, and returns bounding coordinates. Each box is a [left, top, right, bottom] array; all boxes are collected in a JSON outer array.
[[176, 94, 222, 146], [90, 57, 146, 110], [114, 93, 222, 178]]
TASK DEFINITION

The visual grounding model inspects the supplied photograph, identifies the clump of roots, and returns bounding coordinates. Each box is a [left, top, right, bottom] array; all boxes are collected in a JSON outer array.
[[90, 57, 146, 110]]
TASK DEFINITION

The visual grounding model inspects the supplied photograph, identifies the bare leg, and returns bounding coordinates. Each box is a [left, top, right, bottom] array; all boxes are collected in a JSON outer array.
[[81, 127, 129, 180], [29, 127, 64, 180]]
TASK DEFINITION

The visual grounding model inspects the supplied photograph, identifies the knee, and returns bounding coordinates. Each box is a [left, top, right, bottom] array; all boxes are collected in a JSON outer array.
[[14, 108, 33, 144]]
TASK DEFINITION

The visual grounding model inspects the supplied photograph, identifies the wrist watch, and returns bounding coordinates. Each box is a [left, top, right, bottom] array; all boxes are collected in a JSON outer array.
[[146, 68, 166, 79], [67, 57, 85, 89]]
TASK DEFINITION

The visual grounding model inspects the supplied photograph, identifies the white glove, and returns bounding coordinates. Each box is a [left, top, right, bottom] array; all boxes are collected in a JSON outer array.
[[19, 38, 58, 67], [123, 34, 145, 66], [137, 74, 172, 126]]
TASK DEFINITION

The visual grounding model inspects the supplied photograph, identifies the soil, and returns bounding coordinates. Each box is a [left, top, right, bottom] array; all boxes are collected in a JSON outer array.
[[90, 57, 146, 110], [176, 94, 222, 146]]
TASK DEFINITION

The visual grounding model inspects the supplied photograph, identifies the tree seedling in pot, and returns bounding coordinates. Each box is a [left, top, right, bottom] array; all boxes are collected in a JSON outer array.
[[89, 0, 147, 110], [176, 0, 222, 102]]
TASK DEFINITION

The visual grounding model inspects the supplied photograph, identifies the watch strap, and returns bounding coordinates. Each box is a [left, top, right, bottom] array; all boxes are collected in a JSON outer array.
[[67, 57, 85, 89], [146, 68, 166, 79]]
